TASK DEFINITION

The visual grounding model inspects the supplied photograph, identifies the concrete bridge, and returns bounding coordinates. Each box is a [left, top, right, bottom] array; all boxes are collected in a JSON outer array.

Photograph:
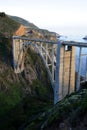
[[12, 36, 87, 104]]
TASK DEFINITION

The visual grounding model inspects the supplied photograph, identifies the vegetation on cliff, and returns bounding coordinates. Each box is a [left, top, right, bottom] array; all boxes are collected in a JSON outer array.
[[0, 12, 20, 37], [10, 15, 38, 29], [22, 86, 87, 130], [0, 12, 53, 130]]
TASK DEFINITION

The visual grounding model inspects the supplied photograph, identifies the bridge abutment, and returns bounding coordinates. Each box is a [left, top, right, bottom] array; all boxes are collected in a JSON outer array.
[[13, 38, 24, 73]]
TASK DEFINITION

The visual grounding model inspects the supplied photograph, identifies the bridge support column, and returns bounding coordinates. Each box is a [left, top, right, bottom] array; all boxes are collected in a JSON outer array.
[[54, 41, 61, 104], [54, 41, 75, 104]]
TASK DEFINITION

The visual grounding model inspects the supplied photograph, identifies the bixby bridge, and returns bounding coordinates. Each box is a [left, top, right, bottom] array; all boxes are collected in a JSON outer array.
[[12, 36, 87, 104]]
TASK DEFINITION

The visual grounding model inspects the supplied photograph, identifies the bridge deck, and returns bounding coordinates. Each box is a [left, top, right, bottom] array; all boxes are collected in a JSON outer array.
[[13, 36, 87, 47], [13, 36, 57, 44], [59, 36, 87, 47]]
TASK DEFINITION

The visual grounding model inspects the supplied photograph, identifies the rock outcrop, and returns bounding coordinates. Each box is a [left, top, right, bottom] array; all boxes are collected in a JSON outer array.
[[15, 25, 26, 36]]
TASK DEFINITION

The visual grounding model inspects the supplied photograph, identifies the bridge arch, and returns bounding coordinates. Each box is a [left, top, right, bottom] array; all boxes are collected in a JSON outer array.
[[12, 36, 76, 104]]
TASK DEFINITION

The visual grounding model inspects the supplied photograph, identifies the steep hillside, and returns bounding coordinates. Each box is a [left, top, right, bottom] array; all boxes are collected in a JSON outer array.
[[9, 15, 38, 29], [0, 12, 20, 37], [22, 85, 87, 130], [8, 13, 58, 40], [0, 12, 54, 130]]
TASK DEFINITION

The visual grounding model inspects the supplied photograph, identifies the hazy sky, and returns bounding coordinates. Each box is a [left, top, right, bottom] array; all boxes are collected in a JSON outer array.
[[0, 0, 87, 35]]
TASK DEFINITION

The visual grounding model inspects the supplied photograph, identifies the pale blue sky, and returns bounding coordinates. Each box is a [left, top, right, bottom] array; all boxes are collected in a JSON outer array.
[[0, 0, 87, 35]]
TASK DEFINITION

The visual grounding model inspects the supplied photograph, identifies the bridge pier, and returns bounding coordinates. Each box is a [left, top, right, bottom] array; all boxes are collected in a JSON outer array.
[[54, 41, 75, 104]]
